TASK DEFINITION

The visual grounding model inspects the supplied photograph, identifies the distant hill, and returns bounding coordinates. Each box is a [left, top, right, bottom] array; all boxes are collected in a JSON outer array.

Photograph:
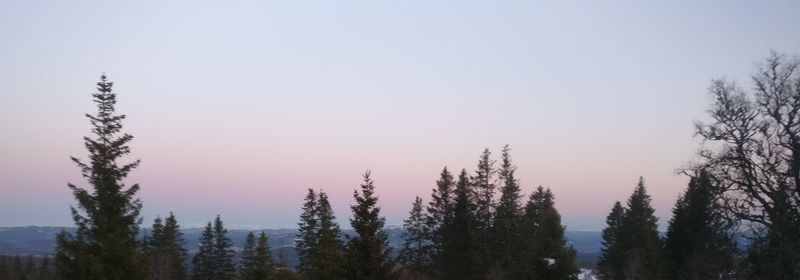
[[0, 226, 603, 267]]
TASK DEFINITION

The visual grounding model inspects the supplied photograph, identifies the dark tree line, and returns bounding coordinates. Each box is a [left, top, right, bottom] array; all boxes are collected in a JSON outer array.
[[49, 52, 800, 280]]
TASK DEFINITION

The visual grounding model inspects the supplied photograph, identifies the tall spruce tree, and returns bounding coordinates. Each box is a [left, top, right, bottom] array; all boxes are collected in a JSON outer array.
[[439, 169, 481, 280], [311, 191, 345, 280], [521, 186, 579, 279], [491, 145, 523, 276], [192, 216, 236, 280], [343, 171, 394, 279], [664, 171, 736, 280], [240, 231, 274, 280], [426, 167, 454, 270], [398, 196, 432, 275], [54, 75, 146, 280], [617, 178, 664, 280], [295, 189, 319, 275], [472, 149, 495, 274], [597, 201, 626, 280], [147, 213, 188, 280]]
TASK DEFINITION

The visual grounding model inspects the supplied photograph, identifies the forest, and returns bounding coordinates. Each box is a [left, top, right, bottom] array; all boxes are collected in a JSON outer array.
[[1, 53, 799, 280]]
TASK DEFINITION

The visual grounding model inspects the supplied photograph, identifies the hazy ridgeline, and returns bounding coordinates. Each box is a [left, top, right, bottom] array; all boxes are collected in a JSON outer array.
[[3, 53, 798, 280]]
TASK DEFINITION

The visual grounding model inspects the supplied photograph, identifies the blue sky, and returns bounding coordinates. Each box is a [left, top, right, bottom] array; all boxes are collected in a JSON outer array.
[[1, 1, 799, 229]]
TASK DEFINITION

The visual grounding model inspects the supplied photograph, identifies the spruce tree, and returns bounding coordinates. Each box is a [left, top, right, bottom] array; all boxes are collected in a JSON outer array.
[[241, 231, 274, 280], [54, 74, 146, 280], [274, 252, 299, 280], [617, 177, 664, 280], [343, 171, 394, 279], [398, 196, 432, 276], [295, 189, 318, 275], [192, 216, 236, 280], [664, 171, 736, 280], [439, 169, 480, 280], [426, 166, 454, 271], [472, 149, 495, 273], [146, 214, 187, 280], [312, 191, 345, 280], [521, 186, 579, 279], [597, 201, 626, 280], [491, 145, 523, 276]]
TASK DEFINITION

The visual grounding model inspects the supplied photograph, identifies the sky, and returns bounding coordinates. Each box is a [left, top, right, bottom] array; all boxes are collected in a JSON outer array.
[[1, 1, 799, 230]]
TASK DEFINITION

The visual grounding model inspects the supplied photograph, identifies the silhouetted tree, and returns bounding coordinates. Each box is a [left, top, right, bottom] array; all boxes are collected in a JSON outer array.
[[597, 201, 626, 280], [147, 213, 188, 280], [192, 216, 236, 280], [618, 178, 664, 280], [520, 186, 579, 279], [439, 169, 481, 280], [54, 75, 146, 280], [472, 149, 495, 272], [343, 171, 394, 279], [426, 166, 454, 272], [311, 191, 345, 280], [695, 52, 800, 278], [398, 196, 432, 276], [240, 231, 274, 280], [295, 189, 318, 276], [664, 170, 737, 280], [274, 252, 299, 280], [491, 145, 523, 276]]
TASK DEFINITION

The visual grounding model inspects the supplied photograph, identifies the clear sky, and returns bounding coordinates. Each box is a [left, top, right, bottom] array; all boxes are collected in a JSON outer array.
[[1, 1, 799, 230]]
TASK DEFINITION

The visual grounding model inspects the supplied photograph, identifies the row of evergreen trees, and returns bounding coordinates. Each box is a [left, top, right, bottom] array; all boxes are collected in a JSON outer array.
[[0, 255, 54, 280]]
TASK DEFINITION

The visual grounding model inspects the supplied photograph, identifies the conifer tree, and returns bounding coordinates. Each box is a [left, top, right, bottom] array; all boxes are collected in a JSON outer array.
[[312, 191, 345, 280], [491, 145, 523, 276], [54, 74, 146, 280], [274, 252, 299, 280], [521, 186, 579, 279], [295, 189, 318, 275], [192, 216, 236, 280], [472, 149, 495, 273], [426, 166, 454, 269], [664, 171, 736, 280], [343, 171, 394, 279], [597, 201, 626, 280], [241, 231, 274, 280], [617, 178, 664, 280], [439, 169, 481, 280], [146, 213, 188, 280], [398, 196, 432, 275]]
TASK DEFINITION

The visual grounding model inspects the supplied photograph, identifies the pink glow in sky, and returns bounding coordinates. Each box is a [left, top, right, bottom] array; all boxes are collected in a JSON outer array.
[[2, 1, 800, 230]]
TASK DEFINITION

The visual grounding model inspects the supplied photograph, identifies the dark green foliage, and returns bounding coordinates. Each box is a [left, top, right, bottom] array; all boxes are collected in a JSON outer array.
[[146, 213, 188, 280], [192, 216, 236, 280], [295, 189, 319, 275], [426, 166, 454, 270], [664, 171, 737, 280], [439, 169, 481, 280], [398, 196, 432, 275], [240, 231, 275, 280], [54, 75, 146, 280], [311, 191, 345, 279], [617, 178, 664, 280], [344, 171, 394, 279], [491, 145, 523, 276], [274, 252, 300, 280], [520, 186, 579, 279], [0, 255, 56, 280], [597, 202, 626, 280]]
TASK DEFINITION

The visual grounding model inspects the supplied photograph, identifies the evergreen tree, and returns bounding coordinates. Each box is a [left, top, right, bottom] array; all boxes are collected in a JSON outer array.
[[426, 166, 454, 271], [439, 169, 481, 280], [491, 145, 523, 276], [274, 252, 299, 280], [472, 149, 495, 273], [597, 202, 626, 280], [295, 189, 318, 275], [664, 171, 736, 280], [192, 216, 236, 280], [521, 186, 579, 279], [618, 178, 664, 280], [343, 171, 394, 279], [398, 196, 432, 276], [241, 231, 274, 280], [311, 191, 345, 280], [146, 214, 189, 280], [54, 74, 146, 280]]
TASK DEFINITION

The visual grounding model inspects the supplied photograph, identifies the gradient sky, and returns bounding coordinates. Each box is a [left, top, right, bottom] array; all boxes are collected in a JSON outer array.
[[2, 1, 800, 230]]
